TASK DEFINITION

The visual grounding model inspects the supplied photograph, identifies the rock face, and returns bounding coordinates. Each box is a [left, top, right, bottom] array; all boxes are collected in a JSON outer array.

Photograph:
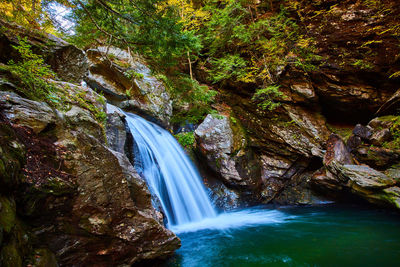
[[86, 47, 172, 127], [312, 131, 400, 209], [0, 87, 179, 266], [0, 20, 88, 83], [190, 0, 400, 210], [195, 114, 261, 196], [194, 112, 328, 206], [105, 103, 130, 154]]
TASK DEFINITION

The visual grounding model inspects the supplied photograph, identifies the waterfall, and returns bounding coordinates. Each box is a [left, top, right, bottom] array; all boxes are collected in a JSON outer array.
[[124, 113, 217, 227]]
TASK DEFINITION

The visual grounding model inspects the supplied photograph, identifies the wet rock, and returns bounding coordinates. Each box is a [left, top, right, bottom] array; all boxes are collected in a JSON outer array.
[[382, 187, 400, 209], [368, 116, 397, 130], [352, 124, 372, 140], [0, 121, 25, 189], [385, 167, 400, 181], [354, 146, 400, 169], [0, 91, 56, 134], [86, 47, 172, 127], [290, 81, 316, 101], [195, 114, 261, 192], [313, 134, 400, 209], [64, 105, 104, 140], [205, 181, 241, 211], [312, 168, 344, 192], [274, 171, 329, 205], [106, 103, 129, 154], [334, 164, 395, 189], [324, 134, 353, 165]]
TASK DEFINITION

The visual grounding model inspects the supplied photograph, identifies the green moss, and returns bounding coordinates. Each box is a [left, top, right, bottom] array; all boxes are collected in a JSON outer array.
[[0, 196, 16, 233], [1, 37, 58, 103], [326, 123, 354, 141], [175, 132, 195, 149], [229, 114, 247, 154], [215, 157, 222, 169], [0, 241, 22, 267]]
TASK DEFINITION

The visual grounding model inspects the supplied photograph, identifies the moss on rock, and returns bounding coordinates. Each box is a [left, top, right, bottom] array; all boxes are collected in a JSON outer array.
[[0, 196, 16, 233]]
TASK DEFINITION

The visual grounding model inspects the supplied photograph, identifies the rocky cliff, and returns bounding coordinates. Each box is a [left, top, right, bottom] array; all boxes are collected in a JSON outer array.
[[1, 0, 400, 264], [0, 21, 179, 266], [192, 0, 400, 209]]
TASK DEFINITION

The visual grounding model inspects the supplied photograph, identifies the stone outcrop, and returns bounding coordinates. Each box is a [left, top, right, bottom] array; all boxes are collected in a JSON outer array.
[[312, 131, 400, 209], [194, 114, 261, 196], [86, 47, 172, 127], [194, 112, 328, 206], [0, 87, 179, 266], [0, 20, 88, 83], [190, 0, 400, 209]]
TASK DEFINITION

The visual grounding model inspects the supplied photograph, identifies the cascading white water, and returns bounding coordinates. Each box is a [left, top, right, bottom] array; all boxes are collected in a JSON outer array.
[[124, 113, 217, 227]]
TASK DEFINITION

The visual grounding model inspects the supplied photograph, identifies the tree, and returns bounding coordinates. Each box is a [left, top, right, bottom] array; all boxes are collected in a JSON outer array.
[[165, 0, 209, 79], [66, 0, 200, 67]]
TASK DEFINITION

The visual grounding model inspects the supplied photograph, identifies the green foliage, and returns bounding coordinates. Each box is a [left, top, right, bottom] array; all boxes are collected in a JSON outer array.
[[174, 131, 195, 149], [389, 116, 400, 149], [210, 54, 247, 83], [198, 1, 319, 84], [166, 73, 218, 124], [124, 69, 144, 80], [252, 84, 284, 111], [68, 0, 200, 67], [1, 37, 57, 102], [352, 59, 374, 70]]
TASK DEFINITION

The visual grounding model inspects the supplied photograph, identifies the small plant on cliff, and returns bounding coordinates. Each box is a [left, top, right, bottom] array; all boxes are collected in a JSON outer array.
[[124, 70, 144, 81], [389, 116, 400, 149], [175, 131, 195, 149], [167, 74, 218, 124], [1, 37, 57, 102], [252, 84, 284, 111]]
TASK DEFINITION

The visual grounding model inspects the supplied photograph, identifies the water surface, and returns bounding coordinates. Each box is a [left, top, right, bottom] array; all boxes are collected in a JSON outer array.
[[166, 205, 400, 267]]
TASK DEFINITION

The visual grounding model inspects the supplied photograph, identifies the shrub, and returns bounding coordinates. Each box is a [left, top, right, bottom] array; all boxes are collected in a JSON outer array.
[[1, 37, 57, 102], [175, 132, 195, 149], [252, 84, 284, 111]]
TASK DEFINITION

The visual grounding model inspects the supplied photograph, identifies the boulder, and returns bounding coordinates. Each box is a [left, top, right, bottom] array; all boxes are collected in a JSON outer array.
[[0, 91, 56, 134], [353, 146, 400, 169], [313, 134, 400, 209], [332, 164, 395, 189], [352, 124, 372, 140], [86, 47, 172, 127], [323, 134, 353, 165], [195, 114, 261, 192]]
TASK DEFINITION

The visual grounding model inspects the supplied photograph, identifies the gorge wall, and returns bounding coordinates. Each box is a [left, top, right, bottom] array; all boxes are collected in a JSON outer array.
[[191, 0, 400, 209], [0, 0, 400, 265], [0, 21, 179, 266]]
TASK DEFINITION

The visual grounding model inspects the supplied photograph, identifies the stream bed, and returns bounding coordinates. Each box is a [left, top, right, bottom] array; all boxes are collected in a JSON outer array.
[[165, 204, 400, 267]]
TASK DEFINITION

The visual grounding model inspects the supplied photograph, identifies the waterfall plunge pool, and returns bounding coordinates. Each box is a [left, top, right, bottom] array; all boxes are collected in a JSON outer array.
[[165, 204, 400, 267], [119, 110, 400, 266]]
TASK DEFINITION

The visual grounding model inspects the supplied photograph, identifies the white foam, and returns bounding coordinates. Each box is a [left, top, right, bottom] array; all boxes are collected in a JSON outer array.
[[170, 209, 296, 234]]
